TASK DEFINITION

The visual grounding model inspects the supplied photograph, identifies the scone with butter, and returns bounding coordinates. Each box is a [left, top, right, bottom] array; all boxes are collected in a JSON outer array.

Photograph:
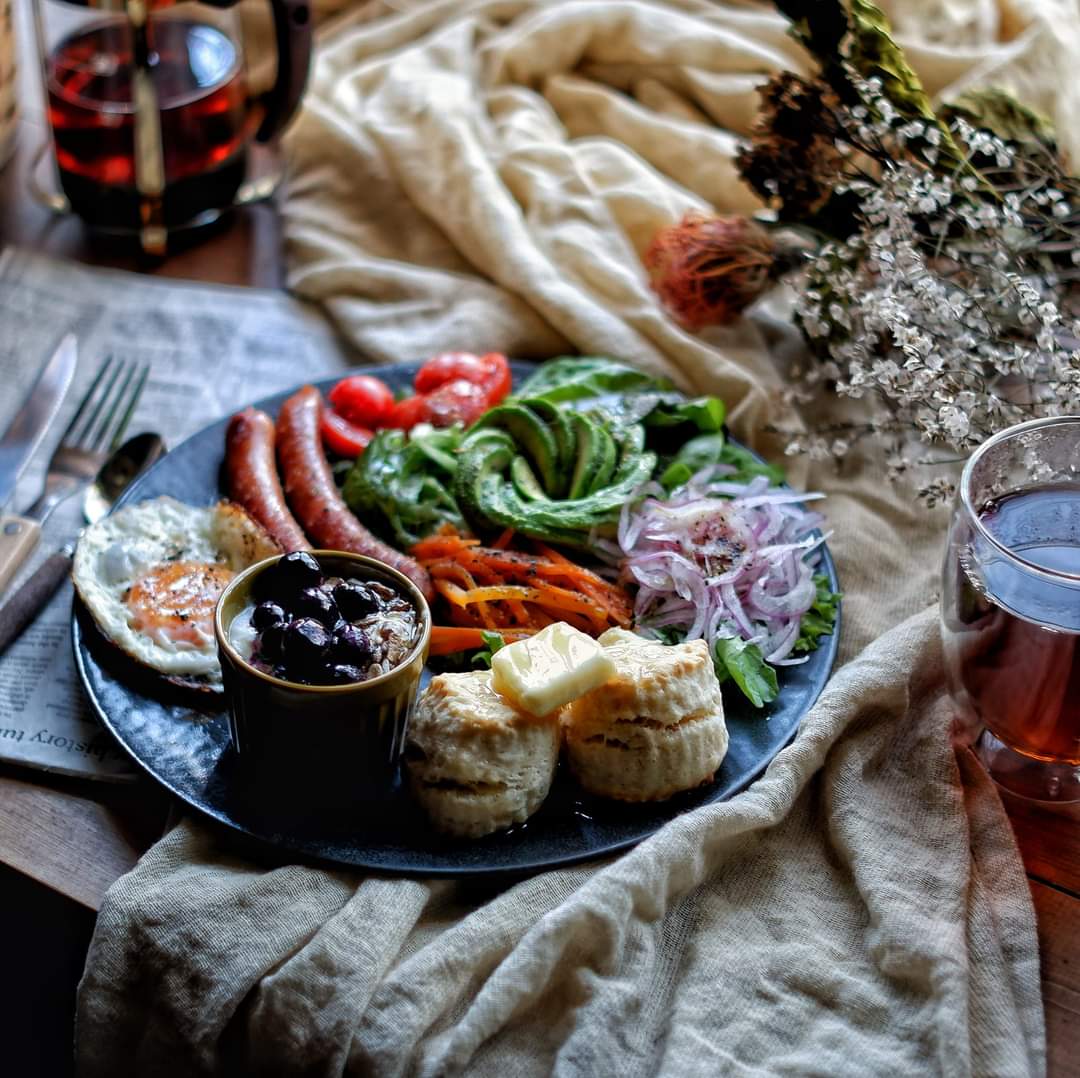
[[492, 622, 615, 716], [404, 670, 561, 838], [563, 628, 728, 802]]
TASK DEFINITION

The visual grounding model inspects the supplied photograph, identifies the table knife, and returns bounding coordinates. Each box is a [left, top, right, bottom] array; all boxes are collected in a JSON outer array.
[[0, 335, 78, 584]]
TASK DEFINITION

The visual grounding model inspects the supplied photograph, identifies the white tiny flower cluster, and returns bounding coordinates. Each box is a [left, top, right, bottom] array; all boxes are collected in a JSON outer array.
[[790, 77, 1080, 501]]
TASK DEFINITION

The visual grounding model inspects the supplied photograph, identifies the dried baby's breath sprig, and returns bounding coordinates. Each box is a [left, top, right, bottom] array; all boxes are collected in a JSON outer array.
[[731, 0, 1080, 501], [781, 72, 1080, 500]]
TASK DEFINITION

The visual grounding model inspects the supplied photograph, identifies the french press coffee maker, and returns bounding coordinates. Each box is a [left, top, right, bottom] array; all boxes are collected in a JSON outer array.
[[30, 0, 312, 254]]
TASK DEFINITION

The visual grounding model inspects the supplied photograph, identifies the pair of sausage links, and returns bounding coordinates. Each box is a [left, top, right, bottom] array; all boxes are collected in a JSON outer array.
[[225, 408, 311, 553], [275, 386, 434, 601]]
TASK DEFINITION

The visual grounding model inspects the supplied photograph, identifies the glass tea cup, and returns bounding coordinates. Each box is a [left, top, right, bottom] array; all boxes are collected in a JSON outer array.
[[941, 416, 1080, 802]]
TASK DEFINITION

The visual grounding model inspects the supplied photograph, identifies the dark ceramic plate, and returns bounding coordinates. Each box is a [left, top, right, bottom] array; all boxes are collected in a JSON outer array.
[[72, 362, 840, 877]]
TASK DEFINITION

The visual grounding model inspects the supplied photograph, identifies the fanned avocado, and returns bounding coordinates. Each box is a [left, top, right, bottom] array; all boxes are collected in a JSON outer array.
[[455, 418, 655, 545], [455, 396, 660, 545], [472, 403, 560, 496]]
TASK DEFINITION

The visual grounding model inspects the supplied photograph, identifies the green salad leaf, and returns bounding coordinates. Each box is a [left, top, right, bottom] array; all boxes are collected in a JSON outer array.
[[454, 409, 656, 548], [471, 630, 507, 668], [642, 395, 726, 434], [714, 637, 780, 708], [793, 574, 842, 654], [342, 425, 466, 549], [715, 440, 787, 486], [514, 356, 666, 402], [516, 356, 725, 436], [659, 432, 786, 491]]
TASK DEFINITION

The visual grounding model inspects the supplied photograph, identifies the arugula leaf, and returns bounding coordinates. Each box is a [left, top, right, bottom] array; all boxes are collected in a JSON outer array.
[[471, 630, 506, 668], [793, 574, 841, 653], [714, 637, 779, 708]]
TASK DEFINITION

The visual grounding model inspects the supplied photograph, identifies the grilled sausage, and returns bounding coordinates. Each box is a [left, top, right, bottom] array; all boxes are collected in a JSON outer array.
[[225, 408, 311, 553], [276, 386, 434, 600]]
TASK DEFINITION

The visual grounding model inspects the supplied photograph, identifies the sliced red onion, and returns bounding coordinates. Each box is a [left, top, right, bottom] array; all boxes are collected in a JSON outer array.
[[617, 462, 828, 674]]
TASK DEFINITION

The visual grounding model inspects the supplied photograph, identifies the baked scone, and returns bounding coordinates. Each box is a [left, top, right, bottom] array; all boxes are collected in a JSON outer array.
[[563, 628, 728, 802], [404, 670, 561, 838]]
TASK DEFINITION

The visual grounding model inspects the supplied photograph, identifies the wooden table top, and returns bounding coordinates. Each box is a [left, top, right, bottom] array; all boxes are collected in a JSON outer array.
[[0, 59, 1077, 1078]]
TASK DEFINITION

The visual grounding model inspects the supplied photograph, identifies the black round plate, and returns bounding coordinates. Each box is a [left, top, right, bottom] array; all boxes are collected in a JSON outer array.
[[72, 362, 840, 877]]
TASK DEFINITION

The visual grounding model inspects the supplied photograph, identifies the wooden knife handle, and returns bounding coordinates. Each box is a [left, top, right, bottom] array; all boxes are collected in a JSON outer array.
[[0, 513, 42, 593], [0, 550, 72, 654]]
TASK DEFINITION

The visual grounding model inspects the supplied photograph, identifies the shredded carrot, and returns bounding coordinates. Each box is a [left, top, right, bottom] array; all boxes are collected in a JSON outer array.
[[411, 526, 633, 642]]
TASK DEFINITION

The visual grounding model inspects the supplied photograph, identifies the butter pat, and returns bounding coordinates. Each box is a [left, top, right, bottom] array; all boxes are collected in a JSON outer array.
[[491, 622, 616, 717]]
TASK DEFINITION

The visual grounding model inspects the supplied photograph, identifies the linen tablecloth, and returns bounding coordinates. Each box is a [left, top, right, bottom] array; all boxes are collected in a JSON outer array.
[[78, 1, 1069, 1073]]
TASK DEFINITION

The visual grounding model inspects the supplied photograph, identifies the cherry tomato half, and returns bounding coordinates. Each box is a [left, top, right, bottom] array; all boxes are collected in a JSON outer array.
[[320, 409, 373, 457], [384, 394, 430, 430], [413, 352, 492, 394], [481, 352, 512, 405], [414, 351, 511, 409], [383, 352, 512, 430], [423, 379, 491, 427], [328, 375, 395, 428]]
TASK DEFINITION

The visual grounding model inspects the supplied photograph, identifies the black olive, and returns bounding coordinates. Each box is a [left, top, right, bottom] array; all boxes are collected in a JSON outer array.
[[255, 621, 288, 662], [257, 551, 322, 599], [292, 586, 339, 627], [331, 622, 372, 666], [333, 580, 380, 620], [281, 617, 331, 678], [251, 601, 287, 632]]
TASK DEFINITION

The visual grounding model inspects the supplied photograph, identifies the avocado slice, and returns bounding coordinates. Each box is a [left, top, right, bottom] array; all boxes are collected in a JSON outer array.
[[583, 423, 618, 495], [523, 398, 574, 494], [454, 428, 516, 526], [510, 455, 549, 502], [566, 414, 604, 500]]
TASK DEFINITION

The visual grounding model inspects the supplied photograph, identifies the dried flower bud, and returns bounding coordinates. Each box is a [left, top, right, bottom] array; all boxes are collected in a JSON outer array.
[[644, 214, 780, 330], [736, 72, 848, 228]]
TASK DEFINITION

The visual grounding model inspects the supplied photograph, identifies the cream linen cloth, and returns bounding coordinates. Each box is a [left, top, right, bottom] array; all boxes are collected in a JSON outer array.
[[76, 1, 1067, 1074]]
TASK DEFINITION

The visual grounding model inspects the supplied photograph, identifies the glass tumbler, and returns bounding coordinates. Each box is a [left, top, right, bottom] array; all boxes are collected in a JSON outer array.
[[941, 416, 1080, 802]]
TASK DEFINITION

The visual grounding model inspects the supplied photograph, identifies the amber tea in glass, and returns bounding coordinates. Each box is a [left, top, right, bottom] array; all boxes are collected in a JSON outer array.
[[941, 416, 1080, 801]]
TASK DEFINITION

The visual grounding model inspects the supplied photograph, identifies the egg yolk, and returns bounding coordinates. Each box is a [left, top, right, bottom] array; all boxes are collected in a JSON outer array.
[[126, 561, 235, 645]]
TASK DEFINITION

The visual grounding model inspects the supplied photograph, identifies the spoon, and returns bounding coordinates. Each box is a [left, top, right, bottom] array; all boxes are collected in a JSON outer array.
[[0, 432, 166, 655]]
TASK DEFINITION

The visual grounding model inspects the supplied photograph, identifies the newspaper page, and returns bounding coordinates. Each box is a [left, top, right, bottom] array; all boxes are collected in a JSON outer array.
[[0, 249, 356, 780]]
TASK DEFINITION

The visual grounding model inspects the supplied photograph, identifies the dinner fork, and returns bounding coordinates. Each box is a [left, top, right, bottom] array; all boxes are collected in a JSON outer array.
[[0, 356, 150, 592]]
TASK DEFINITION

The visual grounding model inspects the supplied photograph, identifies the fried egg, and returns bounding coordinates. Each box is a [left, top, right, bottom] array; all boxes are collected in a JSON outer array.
[[73, 496, 281, 689]]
